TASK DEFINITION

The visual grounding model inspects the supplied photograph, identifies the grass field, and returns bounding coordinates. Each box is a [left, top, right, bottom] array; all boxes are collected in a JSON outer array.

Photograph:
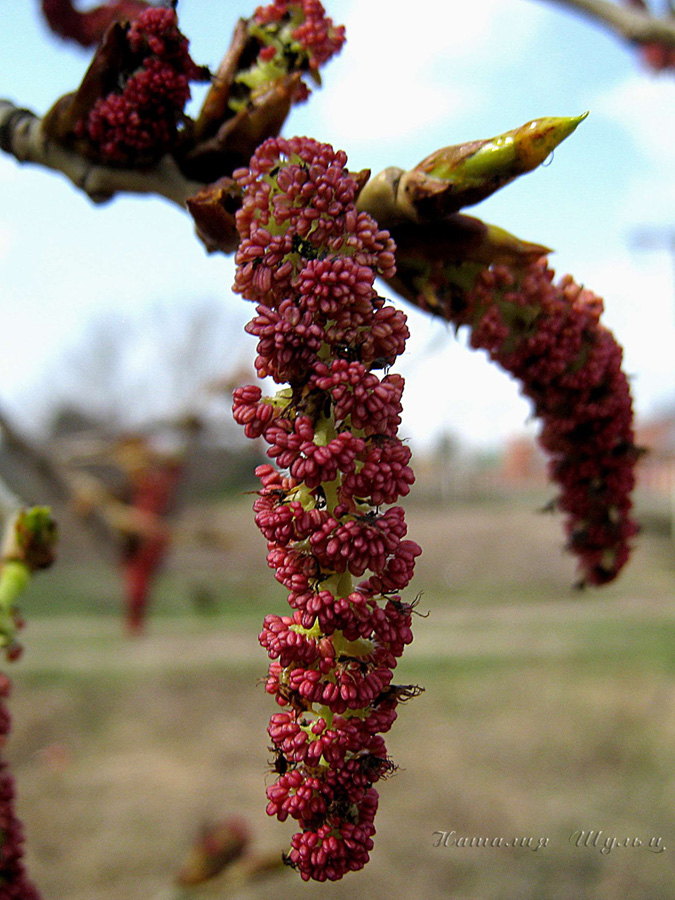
[[8, 493, 675, 900]]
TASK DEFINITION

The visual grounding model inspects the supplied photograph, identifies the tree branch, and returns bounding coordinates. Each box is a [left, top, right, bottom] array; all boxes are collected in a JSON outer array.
[[0, 407, 117, 559], [0, 99, 205, 207], [538, 0, 675, 47]]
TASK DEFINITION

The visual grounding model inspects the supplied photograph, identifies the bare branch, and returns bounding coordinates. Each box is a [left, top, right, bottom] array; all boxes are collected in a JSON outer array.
[[537, 0, 675, 47], [0, 478, 23, 531], [0, 406, 117, 558], [0, 100, 204, 207]]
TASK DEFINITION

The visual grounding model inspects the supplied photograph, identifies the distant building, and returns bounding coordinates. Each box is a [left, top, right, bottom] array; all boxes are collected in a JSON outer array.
[[636, 409, 675, 499], [500, 435, 547, 485]]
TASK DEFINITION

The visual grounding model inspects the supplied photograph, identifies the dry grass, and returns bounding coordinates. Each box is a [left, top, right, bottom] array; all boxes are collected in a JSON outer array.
[[7, 495, 675, 900]]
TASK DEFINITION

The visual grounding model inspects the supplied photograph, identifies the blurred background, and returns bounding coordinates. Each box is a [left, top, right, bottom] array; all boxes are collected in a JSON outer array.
[[0, 1, 674, 899]]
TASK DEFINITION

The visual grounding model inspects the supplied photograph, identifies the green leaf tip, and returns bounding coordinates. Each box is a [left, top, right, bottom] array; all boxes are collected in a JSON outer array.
[[356, 114, 591, 227], [419, 112, 589, 185]]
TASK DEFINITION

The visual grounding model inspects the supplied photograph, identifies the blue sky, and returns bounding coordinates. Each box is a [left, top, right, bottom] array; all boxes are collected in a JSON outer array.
[[0, 0, 673, 450]]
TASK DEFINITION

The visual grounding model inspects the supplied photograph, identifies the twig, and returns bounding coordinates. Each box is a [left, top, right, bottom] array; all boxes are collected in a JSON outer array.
[[536, 0, 675, 47], [0, 479, 23, 529], [0, 407, 116, 558], [0, 100, 204, 207]]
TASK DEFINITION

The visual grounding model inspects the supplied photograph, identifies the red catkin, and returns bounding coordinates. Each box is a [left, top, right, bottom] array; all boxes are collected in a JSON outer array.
[[74, 7, 207, 165], [0, 675, 42, 899], [462, 260, 639, 585], [233, 136, 420, 881]]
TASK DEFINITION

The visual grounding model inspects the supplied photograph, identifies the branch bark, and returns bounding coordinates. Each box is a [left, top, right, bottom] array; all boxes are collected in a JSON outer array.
[[0, 99, 205, 207], [538, 0, 675, 47]]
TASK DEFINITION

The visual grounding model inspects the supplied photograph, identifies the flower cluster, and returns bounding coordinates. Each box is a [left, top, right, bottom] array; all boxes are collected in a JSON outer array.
[[232, 136, 421, 881], [254, 0, 345, 68], [74, 7, 207, 165], [231, 1, 345, 110], [460, 259, 639, 585], [0, 674, 41, 899]]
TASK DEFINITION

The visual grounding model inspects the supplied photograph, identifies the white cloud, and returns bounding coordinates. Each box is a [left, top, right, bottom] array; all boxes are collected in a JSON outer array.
[[289, 0, 545, 159], [339, 0, 543, 68], [0, 225, 11, 263], [592, 75, 675, 166], [0, 157, 21, 185], [617, 174, 675, 231], [571, 77, 675, 417], [393, 306, 534, 452], [315, 71, 475, 149]]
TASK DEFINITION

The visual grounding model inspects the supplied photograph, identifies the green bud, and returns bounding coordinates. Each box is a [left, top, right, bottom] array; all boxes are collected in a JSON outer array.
[[418, 113, 588, 182], [481, 222, 553, 265], [13, 507, 58, 571], [357, 114, 588, 224], [355, 167, 406, 227], [385, 214, 550, 318], [0, 561, 30, 659], [0, 561, 30, 609]]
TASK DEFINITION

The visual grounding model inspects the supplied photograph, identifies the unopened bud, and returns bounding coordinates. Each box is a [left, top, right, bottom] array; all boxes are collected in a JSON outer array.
[[0, 562, 30, 662], [386, 213, 550, 315], [176, 817, 250, 886], [358, 113, 588, 224], [3, 507, 58, 571], [354, 166, 406, 226], [186, 177, 242, 254]]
